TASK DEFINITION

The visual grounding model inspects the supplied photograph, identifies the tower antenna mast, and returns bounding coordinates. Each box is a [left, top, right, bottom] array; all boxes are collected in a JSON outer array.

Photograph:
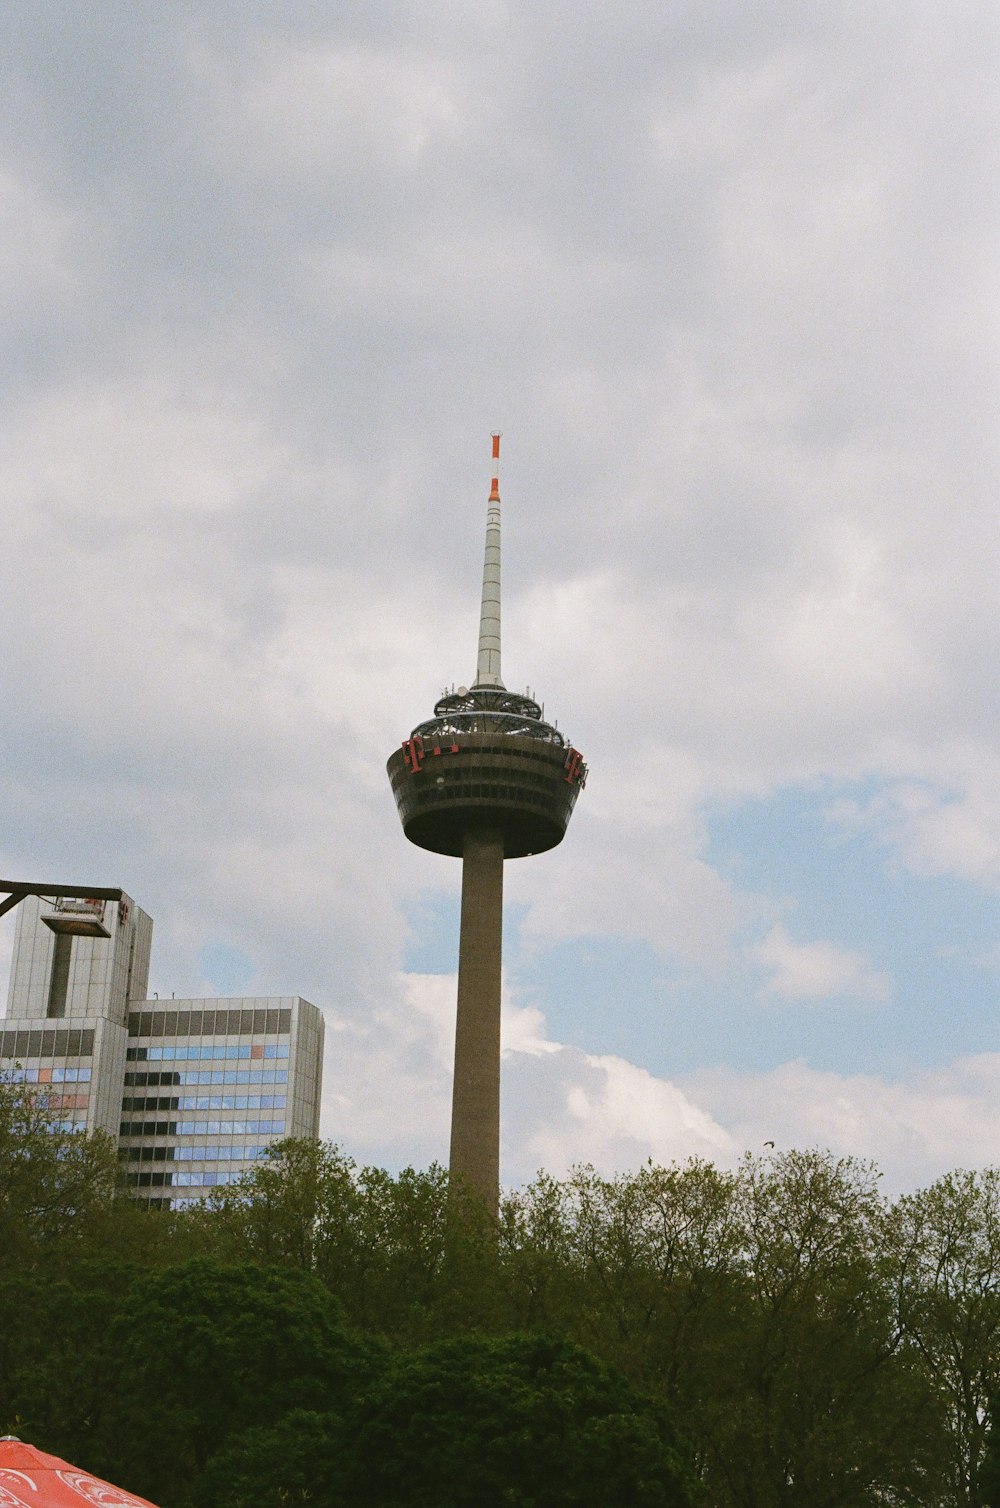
[[475, 432, 504, 689]]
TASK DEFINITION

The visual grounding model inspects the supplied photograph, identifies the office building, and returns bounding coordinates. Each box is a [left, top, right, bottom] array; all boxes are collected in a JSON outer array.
[[0, 890, 323, 1207]]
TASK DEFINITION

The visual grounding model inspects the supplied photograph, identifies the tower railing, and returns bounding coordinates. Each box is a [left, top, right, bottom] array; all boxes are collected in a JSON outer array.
[[412, 712, 567, 746]]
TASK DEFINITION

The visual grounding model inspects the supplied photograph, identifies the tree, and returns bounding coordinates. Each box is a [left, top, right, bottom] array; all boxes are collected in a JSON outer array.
[[347, 1333, 692, 1507], [696, 1149, 944, 1507], [198, 1140, 503, 1341], [980, 1404, 1000, 1508], [201, 1334, 694, 1508], [0, 1073, 120, 1269], [503, 1159, 741, 1383], [193, 1137, 354, 1273], [893, 1170, 1000, 1506], [0, 1259, 141, 1460], [90, 1257, 379, 1508]]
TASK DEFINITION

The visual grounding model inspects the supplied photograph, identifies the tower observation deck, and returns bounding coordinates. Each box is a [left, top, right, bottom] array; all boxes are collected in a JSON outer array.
[[387, 435, 587, 1213]]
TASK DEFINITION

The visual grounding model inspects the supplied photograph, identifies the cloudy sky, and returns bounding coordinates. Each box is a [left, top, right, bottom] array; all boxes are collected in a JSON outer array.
[[1, 2, 998, 1192]]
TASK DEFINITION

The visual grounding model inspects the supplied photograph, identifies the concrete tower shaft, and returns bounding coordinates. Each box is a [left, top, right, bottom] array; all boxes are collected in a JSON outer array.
[[451, 827, 504, 1195], [387, 438, 587, 1213]]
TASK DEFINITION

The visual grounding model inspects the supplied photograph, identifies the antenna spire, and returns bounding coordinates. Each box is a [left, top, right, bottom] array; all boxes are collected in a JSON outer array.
[[474, 433, 504, 688]]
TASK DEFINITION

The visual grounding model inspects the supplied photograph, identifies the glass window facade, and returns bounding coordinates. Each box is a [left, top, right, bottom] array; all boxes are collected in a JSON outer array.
[[121, 1094, 286, 1111], [124, 1069, 289, 1086], [5, 1065, 92, 1082], [1, 1055, 94, 1128], [125, 1043, 289, 1061], [119, 1005, 312, 1209]]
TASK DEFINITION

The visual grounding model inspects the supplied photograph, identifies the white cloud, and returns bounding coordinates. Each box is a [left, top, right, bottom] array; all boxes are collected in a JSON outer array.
[[829, 781, 1000, 887], [1, 4, 1000, 1189], [686, 1056, 1000, 1193], [509, 816, 757, 970], [753, 923, 892, 1004], [203, 37, 468, 177], [318, 970, 736, 1179], [515, 1050, 736, 1179], [0, 166, 82, 312], [317, 971, 1000, 1194]]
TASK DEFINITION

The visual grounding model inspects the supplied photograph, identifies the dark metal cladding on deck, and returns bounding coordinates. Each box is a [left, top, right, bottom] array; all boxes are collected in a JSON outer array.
[[387, 724, 585, 859]]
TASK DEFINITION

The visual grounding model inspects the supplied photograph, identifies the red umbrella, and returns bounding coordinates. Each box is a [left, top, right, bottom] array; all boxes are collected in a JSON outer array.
[[0, 1439, 161, 1508]]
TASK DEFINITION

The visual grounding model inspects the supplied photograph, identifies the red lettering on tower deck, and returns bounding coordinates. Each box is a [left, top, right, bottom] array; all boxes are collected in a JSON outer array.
[[564, 749, 587, 786], [402, 735, 425, 772]]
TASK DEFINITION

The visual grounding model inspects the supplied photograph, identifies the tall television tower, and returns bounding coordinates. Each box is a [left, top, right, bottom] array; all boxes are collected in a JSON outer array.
[[387, 435, 587, 1213]]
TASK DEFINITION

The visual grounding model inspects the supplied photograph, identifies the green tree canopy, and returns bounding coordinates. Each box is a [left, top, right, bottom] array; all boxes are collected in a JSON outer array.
[[0, 1073, 119, 1269], [200, 1139, 503, 1340], [894, 1169, 1000, 1506], [202, 1333, 693, 1508], [91, 1257, 379, 1508], [5, 1092, 1000, 1508]]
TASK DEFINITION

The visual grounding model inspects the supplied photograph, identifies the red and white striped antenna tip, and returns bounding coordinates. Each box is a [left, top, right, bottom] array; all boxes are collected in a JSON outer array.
[[489, 432, 501, 501]]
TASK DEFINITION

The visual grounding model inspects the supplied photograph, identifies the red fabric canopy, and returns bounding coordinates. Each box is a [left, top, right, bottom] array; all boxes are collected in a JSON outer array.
[[0, 1440, 161, 1508]]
